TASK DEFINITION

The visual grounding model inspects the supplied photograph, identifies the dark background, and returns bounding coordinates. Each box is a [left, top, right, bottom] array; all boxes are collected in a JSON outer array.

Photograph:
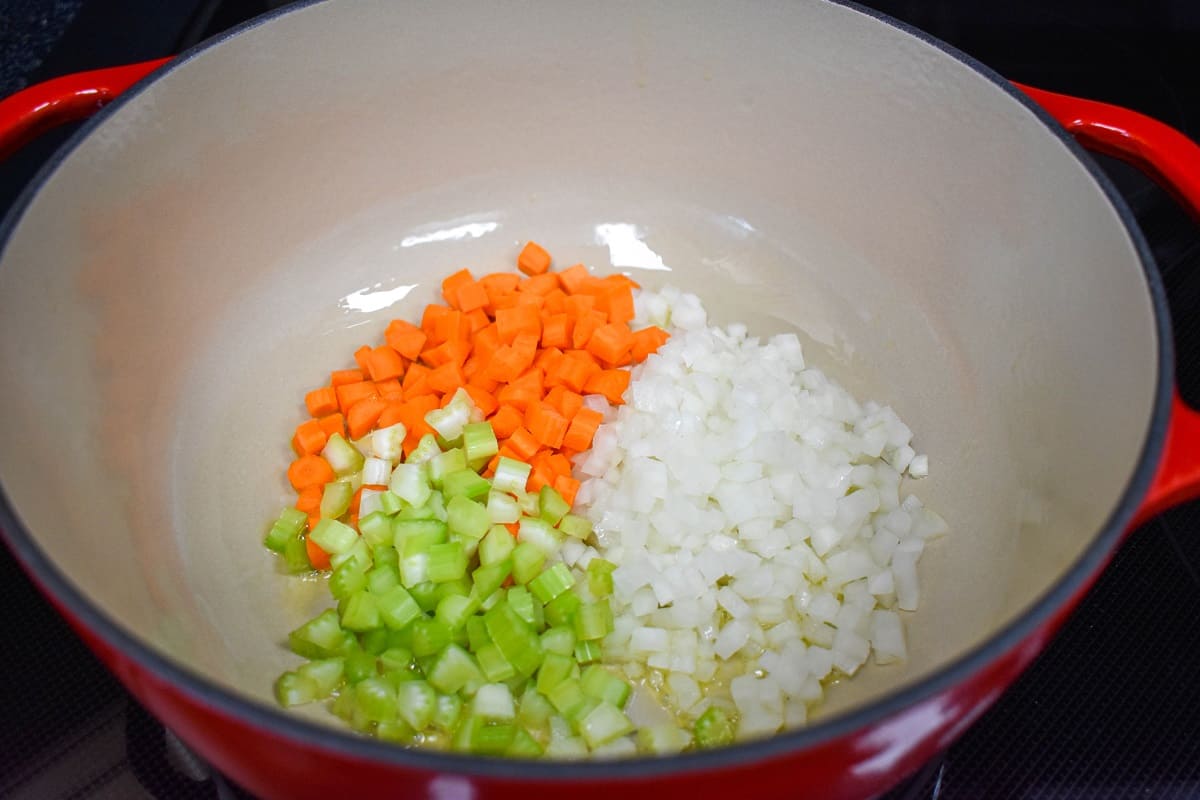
[[1, 2, 1199, 798]]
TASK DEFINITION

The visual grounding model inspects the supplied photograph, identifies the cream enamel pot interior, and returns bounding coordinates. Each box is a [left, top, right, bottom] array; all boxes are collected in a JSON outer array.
[[1, 2, 1199, 799]]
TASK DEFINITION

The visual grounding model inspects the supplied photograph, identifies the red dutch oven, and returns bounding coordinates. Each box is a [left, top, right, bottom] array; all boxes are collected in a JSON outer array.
[[1, 2, 1199, 798]]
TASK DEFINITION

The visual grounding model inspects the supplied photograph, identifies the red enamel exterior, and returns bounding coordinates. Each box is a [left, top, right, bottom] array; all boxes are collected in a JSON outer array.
[[3, 62, 1200, 800]]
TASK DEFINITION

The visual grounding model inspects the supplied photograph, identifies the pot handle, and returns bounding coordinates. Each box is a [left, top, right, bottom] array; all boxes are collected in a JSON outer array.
[[1015, 83, 1200, 528], [0, 58, 170, 161]]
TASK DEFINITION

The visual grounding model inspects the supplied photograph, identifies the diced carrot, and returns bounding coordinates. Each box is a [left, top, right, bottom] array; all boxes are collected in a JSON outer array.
[[535, 346, 564, 372], [428, 362, 466, 395], [330, 368, 365, 387], [347, 397, 387, 439], [541, 313, 572, 349], [480, 271, 521, 294], [473, 324, 502, 363], [630, 325, 670, 363], [377, 400, 407, 429], [292, 419, 328, 456], [543, 289, 567, 315], [496, 367, 544, 410], [421, 304, 452, 337], [295, 485, 322, 515], [583, 368, 631, 405], [463, 384, 498, 417], [441, 268, 475, 306], [554, 350, 602, 393], [505, 522, 521, 538], [455, 281, 490, 313], [517, 241, 552, 276], [466, 307, 491, 333], [587, 321, 634, 366], [484, 345, 528, 383], [403, 362, 432, 394], [354, 346, 374, 376], [335, 380, 379, 414], [367, 345, 406, 382], [317, 413, 346, 439], [563, 407, 604, 452], [305, 386, 339, 418], [563, 293, 596, 316], [385, 319, 428, 360], [305, 538, 331, 570], [489, 405, 523, 439], [431, 309, 469, 344], [557, 263, 591, 294], [511, 332, 540, 367], [287, 454, 336, 491], [495, 304, 542, 344], [488, 290, 521, 312], [421, 338, 472, 369], [519, 273, 559, 296], [506, 427, 540, 461], [546, 387, 584, 420], [527, 465, 553, 493], [553, 474, 581, 506], [546, 452, 572, 478], [526, 402, 569, 449], [572, 309, 607, 350], [468, 373, 501, 394], [376, 379, 404, 401], [601, 283, 636, 324]]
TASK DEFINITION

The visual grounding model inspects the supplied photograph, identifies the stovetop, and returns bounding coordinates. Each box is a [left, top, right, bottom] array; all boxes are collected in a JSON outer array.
[[1, 2, 1199, 799]]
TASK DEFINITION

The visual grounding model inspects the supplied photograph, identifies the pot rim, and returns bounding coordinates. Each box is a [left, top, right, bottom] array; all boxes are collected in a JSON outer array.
[[0, 0, 1172, 781]]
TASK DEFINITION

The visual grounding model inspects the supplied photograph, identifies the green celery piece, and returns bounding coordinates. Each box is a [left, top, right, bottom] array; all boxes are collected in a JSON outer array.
[[506, 586, 539, 629], [289, 609, 346, 656], [342, 647, 378, 685], [518, 684, 555, 729], [539, 626, 576, 657], [323, 433, 365, 476], [296, 658, 344, 698], [329, 538, 371, 572], [408, 581, 440, 613], [340, 590, 382, 632], [471, 722, 516, 756], [435, 593, 479, 631], [396, 680, 437, 730], [330, 689, 357, 722], [320, 480, 354, 520], [637, 724, 691, 755], [537, 485, 570, 526], [360, 627, 391, 655], [389, 463, 432, 507], [387, 626, 414, 651], [476, 643, 517, 683], [515, 490, 541, 517], [406, 433, 442, 465], [410, 618, 453, 658], [366, 562, 401, 595], [426, 490, 448, 522], [426, 541, 468, 584], [394, 502, 438, 521], [581, 665, 631, 707], [378, 490, 404, 516], [546, 678, 587, 716], [446, 495, 491, 539], [471, 559, 512, 603], [373, 543, 400, 569], [355, 676, 398, 722], [358, 511, 394, 547], [428, 448, 467, 489], [376, 584, 423, 630], [574, 639, 602, 665], [462, 421, 499, 464], [484, 602, 544, 677], [264, 507, 307, 552], [427, 644, 485, 694], [379, 646, 414, 673], [309, 518, 358, 555], [393, 518, 448, 550], [694, 706, 736, 749], [506, 726, 544, 757], [536, 652, 575, 696], [466, 616, 491, 652], [274, 672, 318, 707], [329, 559, 368, 601], [586, 558, 616, 597], [511, 542, 546, 585], [433, 693, 464, 733], [472, 683, 516, 722], [383, 668, 421, 691], [580, 702, 634, 749], [544, 591, 582, 628], [557, 513, 593, 541], [282, 537, 312, 574], [479, 526, 516, 566], [486, 491, 520, 525], [263, 521, 298, 553], [479, 588, 505, 612], [442, 468, 491, 501], [528, 562, 575, 604], [573, 601, 613, 641], [434, 577, 471, 603], [451, 714, 483, 752], [376, 719, 417, 744], [491, 457, 532, 495], [516, 517, 562, 557]]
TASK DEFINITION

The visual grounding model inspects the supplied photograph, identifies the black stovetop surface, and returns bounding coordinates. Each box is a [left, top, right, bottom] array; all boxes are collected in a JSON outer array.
[[1, 2, 1199, 798]]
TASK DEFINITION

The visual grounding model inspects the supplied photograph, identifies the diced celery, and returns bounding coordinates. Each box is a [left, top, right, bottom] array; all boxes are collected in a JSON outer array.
[[265, 508, 307, 552], [274, 672, 319, 707], [492, 457, 532, 495], [529, 562, 575, 604], [505, 586, 539, 629], [486, 491, 521, 525], [434, 577, 471, 603], [329, 559, 368, 601], [427, 490, 448, 522], [376, 719, 417, 744], [518, 684, 555, 729], [539, 626, 576, 657], [358, 511, 394, 548], [429, 449, 467, 488], [435, 593, 478, 631], [544, 591, 582, 628], [466, 616, 491, 652], [289, 609, 346, 656], [310, 518, 359, 555], [544, 733, 589, 758], [379, 646, 414, 673], [329, 538, 371, 572], [586, 558, 616, 598], [343, 647, 378, 685], [378, 490, 404, 516], [358, 488, 385, 519], [511, 542, 546, 585], [471, 561, 511, 604], [320, 480, 354, 520], [574, 639, 602, 665], [472, 683, 516, 722], [408, 581, 440, 612], [442, 469, 491, 500], [536, 652, 575, 696], [451, 714, 483, 752], [410, 618, 453, 658], [580, 665, 631, 708], [407, 433, 442, 466], [433, 693, 464, 733], [506, 726, 544, 757], [637, 724, 692, 755], [580, 703, 634, 749], [340, 590, 382, 632], [463, 421, 499, 464], [427, 644, 485, 694], [479, 526, 516, 566], [373, 543, 399, 569], [471, 722, 516, 755], [366, 562, 401, 595], [392, 518, 447, 555], [479, 588, 505, 612], [396, 680, 437, 730], [574, 601, 613, 641], [694, 706, 736, 749], [476, 643, 517, 682], [323, 434, 365, 476], [297, 658, 344, 698], [356, 677, 398, 722], [446, 495, 491, 539], [372, 422, 408, 462], [546, 679, 587, 716], [360, 627, 391, 655], [517, 517, 563, 557], [537, 485, 571, 526], [389, 463, 432, 507], [376, 584, 423, 630], [557, 513, 593, 540], [282, 537, 312, 574], [427, 541, 468, 584], [383, 668, 421, 691], [484, 603, 544, 677], [426, 400, 472, 443]]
